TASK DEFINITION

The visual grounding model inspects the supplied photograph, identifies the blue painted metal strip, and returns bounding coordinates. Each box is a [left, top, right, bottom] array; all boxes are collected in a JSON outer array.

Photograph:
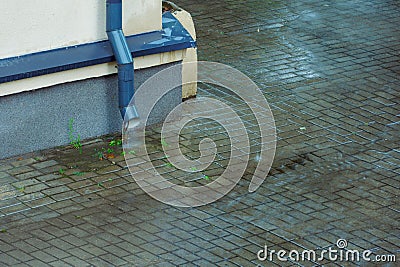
[[0, 12, 196, 84]]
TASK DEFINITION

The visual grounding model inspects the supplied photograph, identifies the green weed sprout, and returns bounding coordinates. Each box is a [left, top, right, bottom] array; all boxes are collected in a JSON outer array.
[[109, 139, 122, 146], [68, 119, 82, 154]]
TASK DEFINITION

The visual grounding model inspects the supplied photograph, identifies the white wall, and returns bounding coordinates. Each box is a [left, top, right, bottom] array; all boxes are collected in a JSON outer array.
[[0, 0, 161, 59], [0, 1, 198, 99]]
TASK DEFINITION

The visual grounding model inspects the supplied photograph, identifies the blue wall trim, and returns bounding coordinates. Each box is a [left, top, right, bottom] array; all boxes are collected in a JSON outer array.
[[0, 13, 196, 84]]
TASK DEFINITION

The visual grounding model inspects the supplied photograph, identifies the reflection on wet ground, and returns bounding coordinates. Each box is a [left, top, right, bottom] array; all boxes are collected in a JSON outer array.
[[1, 0, 399, 265]]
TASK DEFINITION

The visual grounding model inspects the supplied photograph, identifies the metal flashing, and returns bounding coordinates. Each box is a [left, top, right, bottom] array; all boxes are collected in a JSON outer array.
[[0, 12, 196, 84]]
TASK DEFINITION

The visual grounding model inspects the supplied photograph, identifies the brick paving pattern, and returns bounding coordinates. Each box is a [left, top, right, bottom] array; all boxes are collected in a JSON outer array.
[[1, 0, 399, 266]]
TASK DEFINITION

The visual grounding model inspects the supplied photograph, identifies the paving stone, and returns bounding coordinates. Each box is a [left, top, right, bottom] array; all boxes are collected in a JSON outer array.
[[32, 160, 59, 170], [80, 244, 107, 257], [48, 260, 72, 267], [6, 249, 35, 262], [6, 166, 34, 176], [41, 185, 71, 196], [21, 184, 49, 195], [11, 158, 38, 167], [61, 256, 90, 266], [0, 164, 13, 172], [30, 250, 58, 263], [0, 171, 11, 179], [47, 238, 75, 251], [1, 0, 399, 266], [37, 173, 62, 182], [0, 255, 22, 265], [46, 177, 73, 187], [11, 263, 30, 267], [43, 246, 71, 260], [25, 259, 48, 267]]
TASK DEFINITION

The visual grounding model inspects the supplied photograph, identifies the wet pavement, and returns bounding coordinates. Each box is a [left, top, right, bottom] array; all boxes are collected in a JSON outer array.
[[1, 0, 399, 266]]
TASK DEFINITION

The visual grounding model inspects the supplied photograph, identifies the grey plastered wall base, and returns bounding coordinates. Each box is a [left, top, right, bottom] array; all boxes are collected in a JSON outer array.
[[0, 62, 182, 159]]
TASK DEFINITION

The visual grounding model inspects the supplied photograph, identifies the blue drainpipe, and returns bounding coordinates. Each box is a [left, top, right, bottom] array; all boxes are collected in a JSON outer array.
[[106, 0, 138, 121]]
